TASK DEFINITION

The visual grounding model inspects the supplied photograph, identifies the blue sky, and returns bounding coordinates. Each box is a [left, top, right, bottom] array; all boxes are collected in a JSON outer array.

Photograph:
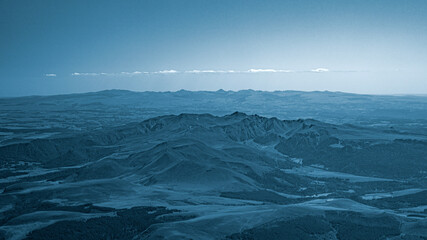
[[1, 0, 427, 96]]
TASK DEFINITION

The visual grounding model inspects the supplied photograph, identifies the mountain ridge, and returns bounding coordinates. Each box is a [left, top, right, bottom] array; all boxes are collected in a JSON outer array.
[[1, 112, 426, 239]]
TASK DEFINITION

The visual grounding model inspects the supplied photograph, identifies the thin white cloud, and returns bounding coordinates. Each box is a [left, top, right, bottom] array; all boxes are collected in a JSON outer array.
[[72, 72, 100, 76], [248, 69, 293, 73], [186, 70, 215, 73], [155, 70, 178, 74], [69, 68, 342, 77], [121, 71, 142, 76], [45, 73, 56, 77], [72, 72, 140, 76], [185, 70, 234, 73], [311, 68, 330, 73]]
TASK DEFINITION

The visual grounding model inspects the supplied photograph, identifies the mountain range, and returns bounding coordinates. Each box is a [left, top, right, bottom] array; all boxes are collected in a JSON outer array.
[[0, 90, 426, 239]]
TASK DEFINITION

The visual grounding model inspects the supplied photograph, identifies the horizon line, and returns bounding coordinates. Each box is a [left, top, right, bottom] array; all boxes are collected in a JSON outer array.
[[1, 88, 427, 99]]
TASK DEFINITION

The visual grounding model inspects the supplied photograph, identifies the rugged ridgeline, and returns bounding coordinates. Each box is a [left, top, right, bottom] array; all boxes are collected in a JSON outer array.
[[0, 113, 426, 239], [1, 90, 427, 147]]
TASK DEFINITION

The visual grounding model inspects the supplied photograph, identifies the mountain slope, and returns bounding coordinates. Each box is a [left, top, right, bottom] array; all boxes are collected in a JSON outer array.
[[1, 90, 427, 147], [0, 113, 426, 239]]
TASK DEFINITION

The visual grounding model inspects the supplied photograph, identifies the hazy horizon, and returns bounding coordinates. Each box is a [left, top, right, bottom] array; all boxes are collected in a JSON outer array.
[[1, 0, 427, 96], [3, 88, 427, 99]]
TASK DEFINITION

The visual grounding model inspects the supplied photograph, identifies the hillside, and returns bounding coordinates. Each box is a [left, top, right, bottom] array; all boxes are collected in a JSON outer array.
[[1, 90, 427, 147], [1, 112, 426, 239]]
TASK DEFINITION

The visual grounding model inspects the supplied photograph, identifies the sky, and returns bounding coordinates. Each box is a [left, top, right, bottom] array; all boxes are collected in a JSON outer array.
[[1, 0, 427, 96]]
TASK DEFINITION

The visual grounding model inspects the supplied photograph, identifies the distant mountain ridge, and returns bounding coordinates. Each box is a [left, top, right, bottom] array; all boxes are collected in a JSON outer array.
[[1, 89, 426, 146]]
